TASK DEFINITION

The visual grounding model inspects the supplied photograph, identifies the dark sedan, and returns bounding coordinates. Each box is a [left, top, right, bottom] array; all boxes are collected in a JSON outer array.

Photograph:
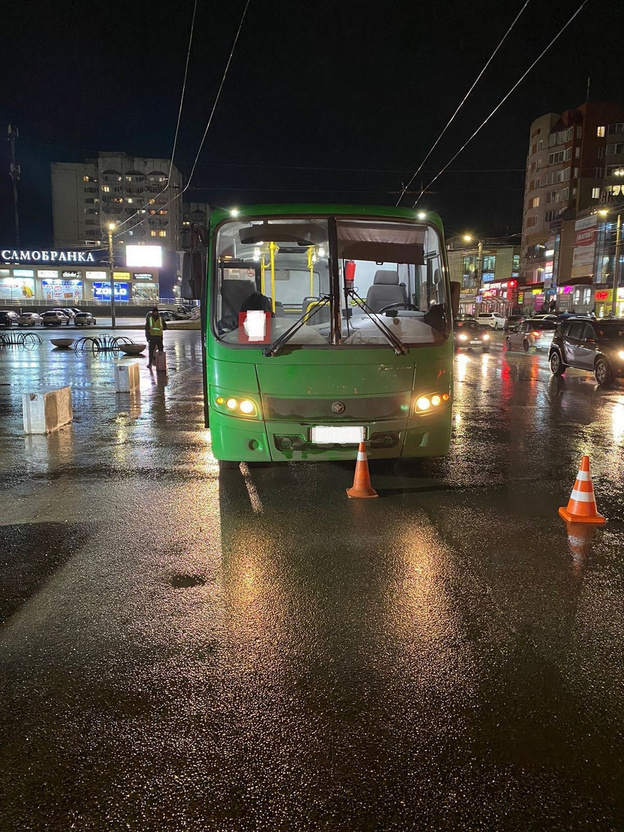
[[454, 320, 491, 352], [0, 310, 19, 327]]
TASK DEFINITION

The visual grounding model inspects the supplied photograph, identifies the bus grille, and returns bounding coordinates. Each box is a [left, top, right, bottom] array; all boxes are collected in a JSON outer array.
[[263, 394, 408, 421]]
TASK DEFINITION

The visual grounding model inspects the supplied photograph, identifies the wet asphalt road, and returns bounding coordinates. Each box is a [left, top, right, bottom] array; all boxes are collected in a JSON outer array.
[[1, 329, 623, 831]]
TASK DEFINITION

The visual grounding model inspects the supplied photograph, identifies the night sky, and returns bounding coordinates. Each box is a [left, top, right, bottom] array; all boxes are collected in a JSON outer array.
[[1, 0, 623, 246]]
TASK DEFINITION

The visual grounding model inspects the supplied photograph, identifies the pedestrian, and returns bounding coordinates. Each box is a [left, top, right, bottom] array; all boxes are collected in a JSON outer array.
[[145, 307, 167, 369]]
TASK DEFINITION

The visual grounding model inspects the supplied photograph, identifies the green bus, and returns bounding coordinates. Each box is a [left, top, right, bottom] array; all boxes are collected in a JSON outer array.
[[201, 204, 457, 468]]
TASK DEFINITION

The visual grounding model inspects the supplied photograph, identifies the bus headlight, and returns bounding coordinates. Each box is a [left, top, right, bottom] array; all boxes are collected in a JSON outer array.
[[413, 392, 450, 413], [213, 391, 259, 418], [618, 350, 624, 361]]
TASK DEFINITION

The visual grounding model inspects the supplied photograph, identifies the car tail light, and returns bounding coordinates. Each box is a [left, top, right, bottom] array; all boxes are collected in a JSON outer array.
[[532, 331, 541, 338]]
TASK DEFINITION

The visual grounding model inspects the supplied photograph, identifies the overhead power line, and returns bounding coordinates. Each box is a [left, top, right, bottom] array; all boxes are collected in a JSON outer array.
[[117, 0, 251, 240], [413, 0, 592, 207], [116, 0, 199, 231], [396, 0, 531, 207]]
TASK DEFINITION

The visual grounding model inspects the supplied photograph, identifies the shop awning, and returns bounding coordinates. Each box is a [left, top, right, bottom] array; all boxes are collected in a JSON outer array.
[[558, 276, 592, 286]]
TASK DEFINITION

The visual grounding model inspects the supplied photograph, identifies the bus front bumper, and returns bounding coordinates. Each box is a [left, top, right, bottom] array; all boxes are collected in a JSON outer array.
[[209, 411, 451, 462]]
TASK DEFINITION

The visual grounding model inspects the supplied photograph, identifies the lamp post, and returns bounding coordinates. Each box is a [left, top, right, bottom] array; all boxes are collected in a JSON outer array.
[[462, 234, 483, 309], [599, 208, 622, 318], [107, 222, 117, 330]]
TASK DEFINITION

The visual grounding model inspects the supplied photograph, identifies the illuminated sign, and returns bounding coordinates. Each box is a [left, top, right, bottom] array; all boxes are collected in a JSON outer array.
[[41, 279, 83, 301], [595, 290, 611, 301], [113, 271, 131, 280], [62, 271, 81, 279], [134, 273, 153, 280], [93, 281, 129, 301], [85, 271, 106, 280], [1, 249, 96, 263], [0, 277, 35, 300], [37, 269, 59, 278], [125, 245, 162, 268]]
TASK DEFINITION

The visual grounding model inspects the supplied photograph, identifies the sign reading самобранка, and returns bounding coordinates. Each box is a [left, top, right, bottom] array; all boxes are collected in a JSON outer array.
[[1, 249, 109, 265]]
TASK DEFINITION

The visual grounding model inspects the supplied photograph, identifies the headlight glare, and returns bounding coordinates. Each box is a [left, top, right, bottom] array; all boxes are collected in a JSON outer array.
[[618, 350, 624, 361], [239, 399, 255, 414], [226, 397, 238, 410], [416, 396, 431, 411]]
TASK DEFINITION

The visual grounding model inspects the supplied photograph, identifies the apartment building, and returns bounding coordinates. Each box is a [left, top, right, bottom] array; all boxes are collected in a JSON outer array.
[[51, 152, 183, 251], [520, 102, 624, 313], [446, 236, 521, 315]]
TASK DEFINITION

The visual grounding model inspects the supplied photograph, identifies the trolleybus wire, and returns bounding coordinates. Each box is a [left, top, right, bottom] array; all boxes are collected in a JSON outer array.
[[116, 0, 251, 240], [412, 0, 591, 208], [396, 0, 531, 207], [115, 0, 199, 232]]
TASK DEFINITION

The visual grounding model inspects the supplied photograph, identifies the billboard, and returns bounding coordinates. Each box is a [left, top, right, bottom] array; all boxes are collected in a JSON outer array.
[[571, 215, 597, 278], [125, 245, 162, 268], [41, 279, 83, 301], [0, 277, 35, 300]]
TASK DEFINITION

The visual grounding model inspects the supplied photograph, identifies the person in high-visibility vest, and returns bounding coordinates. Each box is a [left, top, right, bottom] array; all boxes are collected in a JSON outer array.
[[145, 307, 167, 368]]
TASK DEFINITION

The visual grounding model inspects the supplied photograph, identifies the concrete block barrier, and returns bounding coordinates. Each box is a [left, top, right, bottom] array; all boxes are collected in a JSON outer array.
[[115, 361, 141, 393], [23, 386, 73, 434]]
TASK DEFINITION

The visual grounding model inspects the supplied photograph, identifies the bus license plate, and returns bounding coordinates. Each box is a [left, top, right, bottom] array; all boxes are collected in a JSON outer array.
[[310, 426, 365, 444]]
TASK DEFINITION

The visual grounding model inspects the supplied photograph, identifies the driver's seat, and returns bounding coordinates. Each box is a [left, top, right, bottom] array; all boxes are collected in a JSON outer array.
[[365, 270, 407, 313]]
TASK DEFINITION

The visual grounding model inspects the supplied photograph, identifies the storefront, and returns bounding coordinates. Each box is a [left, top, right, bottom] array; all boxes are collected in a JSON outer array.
[[0, 246, 180, 305], [593, 287, 624, 318]]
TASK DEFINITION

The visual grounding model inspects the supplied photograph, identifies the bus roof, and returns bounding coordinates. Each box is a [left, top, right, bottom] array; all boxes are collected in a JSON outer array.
[[209, 204, 444, 233]]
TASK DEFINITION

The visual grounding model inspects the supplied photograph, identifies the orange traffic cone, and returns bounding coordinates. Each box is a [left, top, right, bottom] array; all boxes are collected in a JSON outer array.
[[558, 456, 605, 525], [347, 442, 378, 499]]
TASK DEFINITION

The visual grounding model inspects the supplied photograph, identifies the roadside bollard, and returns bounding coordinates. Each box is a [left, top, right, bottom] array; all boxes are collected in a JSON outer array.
[[22, 386, 73, 434], [114, 362, 141, 393]]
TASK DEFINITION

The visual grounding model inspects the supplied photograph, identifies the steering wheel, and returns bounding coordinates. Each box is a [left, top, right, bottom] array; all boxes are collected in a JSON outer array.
[[376, 302, 419, 315]]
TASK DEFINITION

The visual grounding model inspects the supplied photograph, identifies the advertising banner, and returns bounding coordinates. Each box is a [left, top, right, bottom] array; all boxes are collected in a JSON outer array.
[[571, 215, 597, 278], [0, 277, 35, 300], [41, 279, 83, 301], [92, 282, 129, 301]]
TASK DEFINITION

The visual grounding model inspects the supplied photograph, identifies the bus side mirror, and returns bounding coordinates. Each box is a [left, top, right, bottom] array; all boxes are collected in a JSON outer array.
[[182, 250, 205, 300], [450, 281, 460, 318]]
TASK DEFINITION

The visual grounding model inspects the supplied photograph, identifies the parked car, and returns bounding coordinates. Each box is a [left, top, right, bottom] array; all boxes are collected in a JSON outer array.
[[531, 313, 558, 322], [74, 312, 97, 326], [455, 313, 476, 322], [157, 309, 174, 321], [454, 319, 490, 352], [476, 312, 505, 329], [41, 310, 71, 326], [504, 314, 523, 331], [549, 317, 624, 386], [0, 310, 19, 327], [52, 307, 76, 320], [506, 318, 557, 352], [17, 311, 42, 326]]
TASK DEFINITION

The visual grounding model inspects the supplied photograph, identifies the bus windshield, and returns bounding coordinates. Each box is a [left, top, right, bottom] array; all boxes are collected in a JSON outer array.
[[213, 216, 449, 348]]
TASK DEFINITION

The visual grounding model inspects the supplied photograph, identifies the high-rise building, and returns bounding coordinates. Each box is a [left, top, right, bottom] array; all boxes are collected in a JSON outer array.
[[520, 102, 624, 314], [51, 152, 183, 251]]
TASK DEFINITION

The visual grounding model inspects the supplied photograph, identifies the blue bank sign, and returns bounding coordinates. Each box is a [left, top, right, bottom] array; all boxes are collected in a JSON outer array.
[[1, 249, 109, 265]]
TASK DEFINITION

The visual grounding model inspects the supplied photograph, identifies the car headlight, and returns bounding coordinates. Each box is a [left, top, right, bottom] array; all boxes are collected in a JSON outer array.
[[458, 333, 468, 341], [213, 391, 259, 418], [482, 333, 490, 341], [618, 350, 624, 361], [413, 392, 450, 413]]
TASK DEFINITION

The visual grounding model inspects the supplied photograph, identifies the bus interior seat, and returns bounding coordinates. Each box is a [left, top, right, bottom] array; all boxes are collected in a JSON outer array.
[[304, 301, 330, 325], [301, 295, 319, 314], [365, 270, 408, 313]]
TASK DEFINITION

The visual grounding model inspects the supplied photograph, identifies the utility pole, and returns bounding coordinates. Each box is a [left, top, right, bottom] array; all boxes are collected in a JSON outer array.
[[107, 223, 117, 330], [7, 125, 20, 246], [611, 213, 621, 318]]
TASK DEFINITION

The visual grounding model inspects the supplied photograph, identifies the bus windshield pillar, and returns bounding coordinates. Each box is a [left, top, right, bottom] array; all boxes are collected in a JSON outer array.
[[328, 218, 342, 345]]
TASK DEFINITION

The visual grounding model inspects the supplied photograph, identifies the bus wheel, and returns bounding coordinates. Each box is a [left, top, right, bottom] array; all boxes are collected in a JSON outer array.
[[218, 460, 240, 470]]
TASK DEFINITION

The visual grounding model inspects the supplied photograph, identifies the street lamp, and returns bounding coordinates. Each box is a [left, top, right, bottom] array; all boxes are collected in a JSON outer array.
[[107, 222, 117, 330]]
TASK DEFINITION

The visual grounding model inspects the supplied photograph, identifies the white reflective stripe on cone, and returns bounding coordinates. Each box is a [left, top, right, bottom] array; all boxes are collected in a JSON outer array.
[[576, 470, 591, 481], [570, 489, 595, 502], [357, 452, 366, 461]]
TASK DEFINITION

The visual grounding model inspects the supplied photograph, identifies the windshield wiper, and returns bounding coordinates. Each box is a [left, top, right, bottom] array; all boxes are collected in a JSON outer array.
[[347, 288, 408, 355], [262, 298, 330, 357]]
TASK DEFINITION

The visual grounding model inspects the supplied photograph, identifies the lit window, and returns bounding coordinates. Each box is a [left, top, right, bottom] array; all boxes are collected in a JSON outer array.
[[597, 126, 605, 137], [158, 230, 167, 237], [127, 198, 133, 204], [592, 187, 600, 199], [150, 230, 158, 237], [83, 175, 89, 182], [102, 185, 110, 193]]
